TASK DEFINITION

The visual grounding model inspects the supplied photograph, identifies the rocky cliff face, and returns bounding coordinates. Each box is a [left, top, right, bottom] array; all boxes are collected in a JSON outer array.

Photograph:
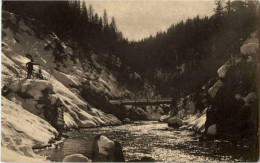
[[208, 32, 258, 138], [163, 31, 258, 139]]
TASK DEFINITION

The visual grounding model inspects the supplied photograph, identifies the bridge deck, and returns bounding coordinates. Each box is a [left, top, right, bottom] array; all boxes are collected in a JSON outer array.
[[110, 98, 173, 105]]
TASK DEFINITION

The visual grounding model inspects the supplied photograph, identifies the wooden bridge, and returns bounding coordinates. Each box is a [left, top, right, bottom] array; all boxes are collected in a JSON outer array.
[[109, 98, 174, 106]]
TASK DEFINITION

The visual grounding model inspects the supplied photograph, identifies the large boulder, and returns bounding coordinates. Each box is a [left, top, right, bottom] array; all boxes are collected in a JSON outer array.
[[4, 79, 65, 130], [240, 32, 259, 55], [207, 124, 217, 136], [128, 107, 148, 120], [167, 117, 183, 128], [217, 60, 232, 78], [159, 115, 171, 122], [208, 80, 223, 99], [123, 118, 132, 124], [185, 110, 206, 133], [62, 154, 91, 162], [145, 106, 164, 120], [236, 92, 257, 105]]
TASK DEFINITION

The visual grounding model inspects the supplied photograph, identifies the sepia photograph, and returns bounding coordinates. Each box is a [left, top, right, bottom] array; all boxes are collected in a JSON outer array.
[[1, 0, 259, 162]]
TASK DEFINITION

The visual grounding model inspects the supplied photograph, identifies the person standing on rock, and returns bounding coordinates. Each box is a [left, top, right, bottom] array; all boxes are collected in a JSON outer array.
[[26, 58, 38, 79]]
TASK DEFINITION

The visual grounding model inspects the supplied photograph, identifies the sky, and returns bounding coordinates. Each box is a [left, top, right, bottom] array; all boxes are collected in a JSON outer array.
[[85, 1, 215, 41]]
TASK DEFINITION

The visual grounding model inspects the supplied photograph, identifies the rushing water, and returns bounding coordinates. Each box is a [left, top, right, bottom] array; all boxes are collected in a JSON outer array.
[[35, 121, 256, 162]]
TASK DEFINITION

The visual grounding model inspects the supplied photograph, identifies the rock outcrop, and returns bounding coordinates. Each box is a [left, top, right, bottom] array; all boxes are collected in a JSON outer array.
[[168, 117, 183, 128], [161, 31, 258, 138], [208, 31, 258, 137]]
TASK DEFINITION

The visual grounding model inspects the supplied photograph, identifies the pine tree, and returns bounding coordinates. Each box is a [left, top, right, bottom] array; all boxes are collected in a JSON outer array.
[[88, 4, 94, 22], [93, 13, 99, 24], [81, 1, 88, 22], [214, 0, 224, 18], [110, 17, 117, 31], [99, 17, 103, 29], [103, 10, 108, 27], [226, 0, 231, 16], [213, 0, 224, 29]]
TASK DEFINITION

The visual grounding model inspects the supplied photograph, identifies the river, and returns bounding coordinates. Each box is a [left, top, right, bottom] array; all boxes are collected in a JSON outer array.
[[35, 121, 255, 162]]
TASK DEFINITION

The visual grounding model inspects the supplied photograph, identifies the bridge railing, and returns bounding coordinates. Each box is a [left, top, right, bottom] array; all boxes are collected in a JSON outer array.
[[109, 98, 173, 105]]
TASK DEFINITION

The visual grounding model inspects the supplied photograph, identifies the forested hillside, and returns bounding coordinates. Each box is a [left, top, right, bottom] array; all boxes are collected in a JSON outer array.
[[3, 1, 140, 93], [121, 0, 258, 96]]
